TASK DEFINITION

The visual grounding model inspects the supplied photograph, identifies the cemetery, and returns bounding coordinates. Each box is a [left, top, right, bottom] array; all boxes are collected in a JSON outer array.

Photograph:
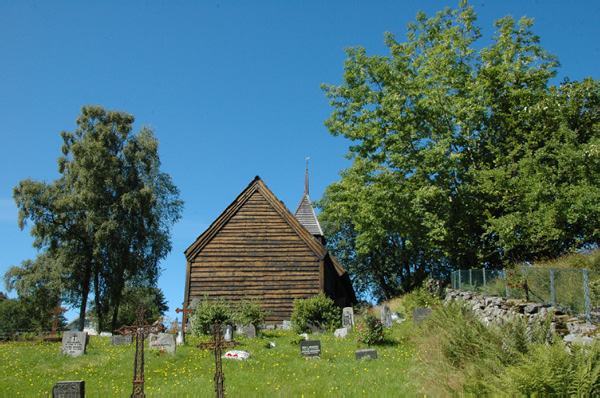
[[0, 308, 418, 396]]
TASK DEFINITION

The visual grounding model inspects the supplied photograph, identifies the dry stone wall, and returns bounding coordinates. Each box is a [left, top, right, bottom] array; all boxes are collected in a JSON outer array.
[[445, 288, 599, 345]]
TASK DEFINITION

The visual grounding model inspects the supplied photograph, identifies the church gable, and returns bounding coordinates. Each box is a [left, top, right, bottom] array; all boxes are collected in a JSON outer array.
[[183, 176, 357, 323], [184, 177, 324, 321]]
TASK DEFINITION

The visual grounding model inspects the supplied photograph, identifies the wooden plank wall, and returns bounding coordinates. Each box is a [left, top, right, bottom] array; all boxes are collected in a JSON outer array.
[[188, 190, 321, 322]]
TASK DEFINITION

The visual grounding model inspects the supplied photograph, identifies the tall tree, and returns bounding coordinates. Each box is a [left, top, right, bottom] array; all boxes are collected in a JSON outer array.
[[318, 6, 599, 300], [7, 105, 183, 331]]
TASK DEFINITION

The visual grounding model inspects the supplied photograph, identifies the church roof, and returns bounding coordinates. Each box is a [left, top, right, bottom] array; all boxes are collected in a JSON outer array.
[[293, 167, 324, 237], [184, 176, 327, 262]]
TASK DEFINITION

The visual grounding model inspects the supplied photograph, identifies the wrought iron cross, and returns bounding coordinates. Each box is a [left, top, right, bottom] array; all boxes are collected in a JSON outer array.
[[115, 304, 166, 398], [175, 302, 193, 331], [197, 321, 239, 398], [48, 302, 67, 336]]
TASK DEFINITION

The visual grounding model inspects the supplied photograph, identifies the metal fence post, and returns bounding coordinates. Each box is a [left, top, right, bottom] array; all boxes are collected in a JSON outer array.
[[550, 268, 556, 307], [521, 266, 529, 301], [583, 269, 591, 325], [458, 271, 462, 290], [503, 269, 509, 298], [483, 269, 487, 295], [469, 269, 473, 291]]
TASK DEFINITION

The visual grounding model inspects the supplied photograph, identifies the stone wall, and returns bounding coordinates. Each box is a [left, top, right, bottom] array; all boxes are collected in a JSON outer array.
[[445, 288, 599, 345]]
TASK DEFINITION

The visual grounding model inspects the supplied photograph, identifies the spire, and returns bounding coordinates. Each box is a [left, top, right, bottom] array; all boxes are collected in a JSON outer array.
[[294, 157, 324, 241], [304, 157, 309, 196]]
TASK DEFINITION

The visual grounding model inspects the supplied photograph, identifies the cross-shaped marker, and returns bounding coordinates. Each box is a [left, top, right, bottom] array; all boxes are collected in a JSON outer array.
[[197, 321, 239, 398], [115, 304, 166, 398]]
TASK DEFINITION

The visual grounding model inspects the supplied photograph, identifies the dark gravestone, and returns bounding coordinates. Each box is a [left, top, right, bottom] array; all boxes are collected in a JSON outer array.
[[413, 308, 432, 324], [61, 332, 88, 357], [110, 334, 132, 346], [355, 349, 378, 361], [242, 324, 256, 339], [300, 340, 321, 358], [52, 380, 84, 398]]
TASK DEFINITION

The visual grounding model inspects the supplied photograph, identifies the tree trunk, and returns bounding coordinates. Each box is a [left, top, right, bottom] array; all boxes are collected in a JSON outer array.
[[78, 264, 92, 332]]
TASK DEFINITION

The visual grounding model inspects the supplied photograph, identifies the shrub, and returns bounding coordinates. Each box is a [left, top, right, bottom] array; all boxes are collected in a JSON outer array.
[[393, 281, 441, 320], [189, 295, 234, 335], [291, 293, 340, 333], [356, 310, 385, 346], [236, 298, 270, 334]]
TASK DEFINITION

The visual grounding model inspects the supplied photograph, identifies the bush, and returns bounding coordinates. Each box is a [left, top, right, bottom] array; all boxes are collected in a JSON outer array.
[[291, 293, 340, 333], [356, 310, 385, 346], [189, 295, 235, 335], [236, 298, 270, 334], [393, 282, 441, 320]]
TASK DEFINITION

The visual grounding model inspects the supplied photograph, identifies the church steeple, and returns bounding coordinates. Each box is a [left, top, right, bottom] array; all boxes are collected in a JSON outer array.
[[294, 158, 324, 242]]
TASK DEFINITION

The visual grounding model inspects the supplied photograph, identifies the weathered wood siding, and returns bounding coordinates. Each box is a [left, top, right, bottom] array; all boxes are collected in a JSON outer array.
[[188, 190, 321, 321]]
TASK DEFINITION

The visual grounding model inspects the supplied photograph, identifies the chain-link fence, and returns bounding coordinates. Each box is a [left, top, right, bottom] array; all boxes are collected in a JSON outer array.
[[450, 267, 600, 323]]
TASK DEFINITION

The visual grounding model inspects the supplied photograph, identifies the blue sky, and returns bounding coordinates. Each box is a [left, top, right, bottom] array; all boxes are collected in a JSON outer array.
[[1, 1, 599, 324]]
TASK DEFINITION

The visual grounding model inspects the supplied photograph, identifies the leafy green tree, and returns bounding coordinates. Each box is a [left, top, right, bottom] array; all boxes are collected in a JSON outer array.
[[91, 284, 168, 331], [7, 105, 183, 331], [319, 5, 599, 300]]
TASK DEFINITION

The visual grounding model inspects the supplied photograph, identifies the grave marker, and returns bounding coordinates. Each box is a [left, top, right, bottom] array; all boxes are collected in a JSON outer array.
[[48, 302, 67, 339], [149, 333, 176, 354], [61, 332, 88, 357], [380, 304, 393, 328], [242, 323, 256, 338], [223, 325, 233, 341], [110, 335, 132, 346], [300, 340, 321, 358], [175, 302, 193, 332], [197, 321, 239, 398], [52, 380, 84, 398], [115, 304, 167, 398], [355, 348, 378, 361], [342, 307, 355, 329]]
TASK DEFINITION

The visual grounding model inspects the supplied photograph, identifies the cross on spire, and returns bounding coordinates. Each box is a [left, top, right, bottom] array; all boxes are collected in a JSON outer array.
[[304, 157, 310, 195], [115, 304, 166, 398]]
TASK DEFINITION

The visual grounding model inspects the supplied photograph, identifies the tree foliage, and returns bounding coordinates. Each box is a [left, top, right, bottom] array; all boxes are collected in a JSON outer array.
[[91, 283, 169, 331], [6, 105, 183, 331], [318, 6, 600, 301]]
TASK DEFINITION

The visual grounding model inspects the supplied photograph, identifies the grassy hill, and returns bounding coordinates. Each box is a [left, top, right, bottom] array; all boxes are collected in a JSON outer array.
[[0, 326, 420, 396]]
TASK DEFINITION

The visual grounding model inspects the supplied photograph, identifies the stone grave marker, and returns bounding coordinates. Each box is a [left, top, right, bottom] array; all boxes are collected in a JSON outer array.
[[52, 380, 85, 398], [300, 340, 321, 358], [223, 325, 233, 341], [334, 328, 348, 339], [342, 307, 355, 329], [149, 333, 176, 354], [61, 331, 88, 358], [110, 334, 132, 346], [176, 330, 185, 345], [413, 308, 432, 324], [242, 324, 256, 339], [355, 348, 378, 361], [380, 304, 393, 328]]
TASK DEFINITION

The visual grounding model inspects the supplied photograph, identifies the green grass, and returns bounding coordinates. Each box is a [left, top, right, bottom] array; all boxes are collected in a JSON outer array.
[[0, 326, 419, 396]]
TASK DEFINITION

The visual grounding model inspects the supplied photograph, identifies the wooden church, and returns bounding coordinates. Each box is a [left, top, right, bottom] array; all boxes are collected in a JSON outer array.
[[183, 172, 357, 323]]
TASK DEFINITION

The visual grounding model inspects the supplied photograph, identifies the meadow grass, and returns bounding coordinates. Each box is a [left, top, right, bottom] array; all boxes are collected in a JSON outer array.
[[0, 325, 420, 396]]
